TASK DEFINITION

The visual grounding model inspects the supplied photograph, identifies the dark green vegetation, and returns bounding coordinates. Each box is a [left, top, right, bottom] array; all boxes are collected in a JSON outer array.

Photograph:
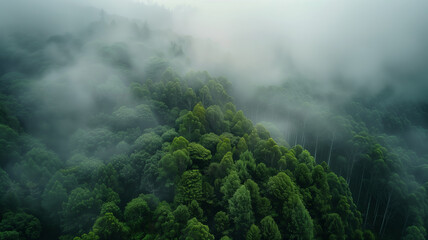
[[238, 81, 428, 240], [1, 3, 427, 240], [0, 61, 373, 239]]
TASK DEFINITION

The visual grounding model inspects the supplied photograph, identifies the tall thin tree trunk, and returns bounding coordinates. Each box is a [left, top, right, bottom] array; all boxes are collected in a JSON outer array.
[[373, 198, 380, 226], [294, 131, 298, 146], [357, 167, 365, 205], [401, 212, 409, 237], [348, 154, 357, 185], [364, 195, 372, 228], [328, 132, 335, 166], [379, 192, 392, 235], [302, 132, 306, 148], [314, 135, 319, 162]]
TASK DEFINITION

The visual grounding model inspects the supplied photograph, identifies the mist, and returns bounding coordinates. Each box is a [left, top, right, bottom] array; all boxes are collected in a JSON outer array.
[[151, 0, 428, 100], [1, 0, 428, 239]]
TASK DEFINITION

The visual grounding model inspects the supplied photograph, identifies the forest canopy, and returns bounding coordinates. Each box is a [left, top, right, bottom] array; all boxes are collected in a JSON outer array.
[[1, 1, 428, 240]]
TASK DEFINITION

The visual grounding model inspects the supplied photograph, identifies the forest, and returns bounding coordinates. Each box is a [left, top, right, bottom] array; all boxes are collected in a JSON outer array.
[[1, 1, 428, 240]]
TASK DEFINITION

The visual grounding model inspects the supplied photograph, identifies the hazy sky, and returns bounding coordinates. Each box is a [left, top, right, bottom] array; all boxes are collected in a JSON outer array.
[[2, 0, 428, 100], [135, 0, 428, 100]]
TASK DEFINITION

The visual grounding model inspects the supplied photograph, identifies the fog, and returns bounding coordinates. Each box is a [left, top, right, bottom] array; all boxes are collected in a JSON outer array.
[[1, 0, 427, 174], [1, 1, 428, 239], [151, 0, 428, 100], [3, 0, 428, 99]]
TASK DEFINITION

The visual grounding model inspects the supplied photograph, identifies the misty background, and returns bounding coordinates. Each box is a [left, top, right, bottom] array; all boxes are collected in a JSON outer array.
[[1, 0, 428, 239]]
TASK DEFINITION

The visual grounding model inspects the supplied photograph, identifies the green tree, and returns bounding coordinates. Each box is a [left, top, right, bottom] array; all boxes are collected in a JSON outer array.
[[100, 202, 122, 219], [267, 172, 296, 209], [229, 185, 254, 236], [0, 211, 41, 240], [403, 226, 426, 240], [124, 197, 151, 232], [214, 211, 230, 237], [171, 136, 189, 152], [62, 187, 101, 233], [173, 205, 190, 231], [92, 213, 128, 240], [235, 137, 248, 158], [246, 224, 261, 240], [282, 195, 314, 240], [324, 213, 345, 240], [175, 170, 203, 204], [220, 152, 235, 174], [206, 105, 228, 134], [154, 202, 178, 238], [0, 231, 19, 240], [134, 132, 162, 154], [295, 163, 312, 188], [259, 216, 281, 240], [254, 138, 281, 167], [215, 138, 232, 161], [41, 180, 67, 221], [184, 88, 197, 110], [177, 111, 205, 141], [188, 200, 204, 221], [193, 102, 208, 127], [220, 171, 241, 202], [188, 142, 211, 169], [182, 218, 214, 240]]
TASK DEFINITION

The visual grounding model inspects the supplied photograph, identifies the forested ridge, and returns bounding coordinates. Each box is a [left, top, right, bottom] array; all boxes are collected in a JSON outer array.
[[1, 2, 428, 240], [1, 65, 374, 239]]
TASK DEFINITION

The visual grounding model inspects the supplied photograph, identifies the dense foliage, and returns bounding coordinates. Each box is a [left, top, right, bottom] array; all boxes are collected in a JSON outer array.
[[1, 5, 426, 240], [0, 59, 375, 239], [238, 80, 428, 240]]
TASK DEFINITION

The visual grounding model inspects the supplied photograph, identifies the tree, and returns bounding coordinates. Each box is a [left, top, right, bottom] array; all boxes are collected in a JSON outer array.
[[124, 197, 151, 232], [259, 216, 281, 240], [171, 136, 189, 152], [206, 105, 228, 134], [62, 187, 101, 233], [282, 195, 314, 240], [177, 111, 205, 141], [199, 133, 221, 153], [182, 218, 214, 240], [96, 164, 119, 191], [214, 211, 230, 237], [231, 111, 252, 136], [92, 213, 128, 240], [0, 124, 19, 167], [403, 226, 426, 240], [188, 142, 211, 169], [184, 88, 197, 110], [229, 185, 254, 236], [324, 213, 345, 240], [267, 172, 296, 208], [0, 231, 19, 240], [188, 200, 204, 221], [220, 171, 241, 202], [246, 224, 261, 240], [154, 202, 177, 238], [173, 205, 190, 231], [41, 180, 67, 221], [220, 152, 235, 174], [294, 163, 312, 188], [254, 138, 281, 167], [0, 211, 41, 240], [100, 202, 122, 219], [175, 170, 203, 204], [234, 137, 248, 159], [193, 102, 208, 128], [215, 138, 232, 161], [158, 149, 192, 187], [133, 132, 162, 154]]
